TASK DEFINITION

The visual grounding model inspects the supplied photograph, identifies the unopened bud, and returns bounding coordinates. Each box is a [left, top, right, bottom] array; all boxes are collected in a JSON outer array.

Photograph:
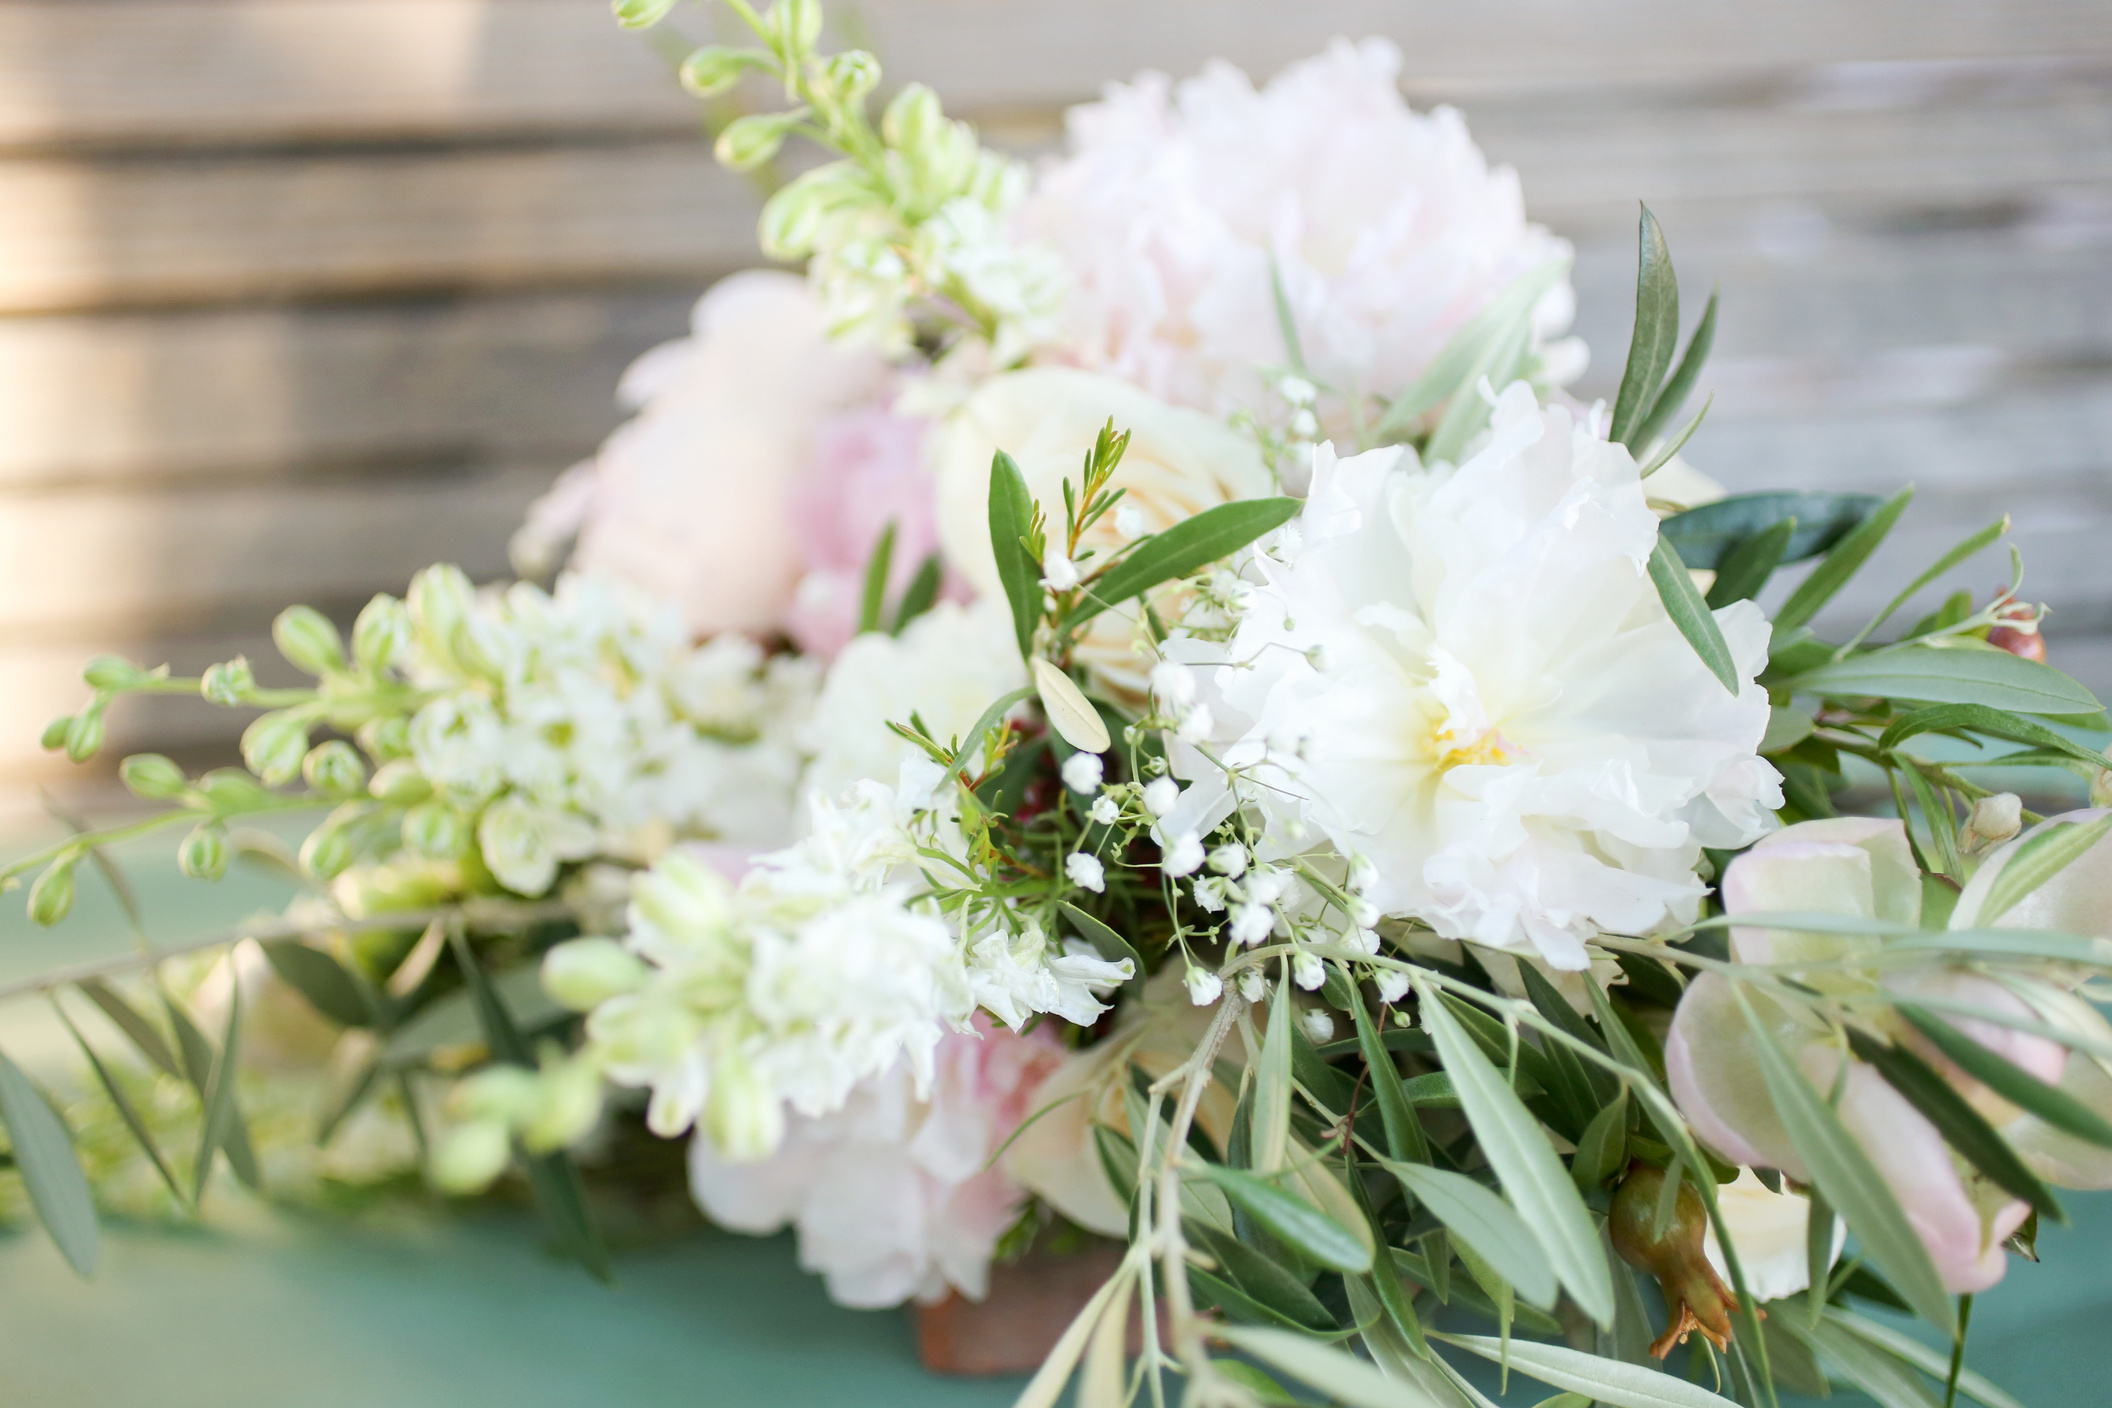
[[430, 1119, 512, 1193], [401, 799, 465, 860], [714, 111, 804, 172], [766, 0, 822, 55], [631, 852, 735, 945], [407, 565, 474, 653], [196, 767, 270, 813], [351, 594, 410, 673], [679, 45, 760, 98], [302, 740, 367, 799], [241, 710, 311, 786], [881, 83, 944, 154], [359, 716, 412, 763], [120, 752, 190, 801], [82, 654, 148, 690], [609, 0, 677, 30], [2093, 744, 2112, 809], [543, 938, 650, 1011], [273, 605, 346, 677], [520, 1057, 604, 1153], [201, 656, 256, 707], [300, 815, 358, 881], [1961, 793, 2024, 856], [28, 858, 76, 925], [819, 49, 880, 103], [1184, 967, 1224, 1007], [369, 758, 432, 804], [1292, 952, 1324, 991], [39, 715, 72, 751], [180, 824, 228, 881], [1300, 1008, 1335, 1044], [63, 704, 106, 763], [704, 1049, 785, 1163]]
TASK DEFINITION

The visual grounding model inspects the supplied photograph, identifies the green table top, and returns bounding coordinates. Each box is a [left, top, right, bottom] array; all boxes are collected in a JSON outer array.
[[1, 825, 2106, 1407]]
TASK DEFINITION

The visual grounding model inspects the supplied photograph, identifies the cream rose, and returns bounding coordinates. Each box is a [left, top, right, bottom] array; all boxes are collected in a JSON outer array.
[[931, 367, 1270, 695]]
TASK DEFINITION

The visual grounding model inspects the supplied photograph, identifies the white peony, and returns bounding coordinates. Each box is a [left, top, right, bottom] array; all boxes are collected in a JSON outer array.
[[799, 597, 1026, 802], [1020, 39, 1579, 427], [1169, 384, 1780, 969]]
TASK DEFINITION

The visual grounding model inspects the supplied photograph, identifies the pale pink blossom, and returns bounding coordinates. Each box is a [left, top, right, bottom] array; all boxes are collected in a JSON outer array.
[[688, 1016, 1063, 1308], [1665, 815, 2112, 1293], [1020, 39, 1579, 428]]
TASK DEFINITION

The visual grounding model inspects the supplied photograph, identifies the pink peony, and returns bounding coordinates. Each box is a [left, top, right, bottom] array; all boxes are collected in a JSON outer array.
[[688, 1015, 1064, 1308], [1020, 38, 1579, 428]]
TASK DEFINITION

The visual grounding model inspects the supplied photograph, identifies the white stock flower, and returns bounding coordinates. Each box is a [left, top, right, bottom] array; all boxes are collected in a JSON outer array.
[[1021, 40, 1579, 426], [1703, 1170, 1842, 1303], [800, 597, 1025, 801], [964, 922, 1132, 1030], [1184, 968, 1224, 1006], [1170, 386, 1779, 970]]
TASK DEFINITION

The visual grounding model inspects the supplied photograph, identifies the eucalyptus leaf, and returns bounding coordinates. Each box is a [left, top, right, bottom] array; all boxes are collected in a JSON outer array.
[[1610, 205, 1681, 448], [191, 977, 244, 1205], [56, 1004, 185, 1207], [1844, 1027, 2061, 1219], [1707, 517, 1800, 609], [1424, 316, 1532, 467], [1638, 392, 1712, 479], [1898, 1005, 2112, 1148], [1434, 1332, 1741, 1408], [1778, 1314, 1941, 1408], [1772, 488, 1913, 634], [1787, 645, 2101, 717], [1380, 1159, 1558, 1310], [1193, 1163, 1372, 1273], [1013, 1263, 1133, 1408], [1649, 537, 1739, 693], [1572, 1091, 1630, 1193], [0, 1047, 99, 1275], [1877, 703, 2110, 771], [1732, 989, 1955, 1333], [856, 519, 897, 636], [1070, 497, 1302, 629], [1662, 492, 1883, 572], [987, 449, 1040, 660], [75, 977, 182, 1079], [1353, 988, 1429, 1162], [1845, 516, 2008, 652], [164, 994, 259, 1189], [261, 938, 372, 1028], [1824, 1307, 2025, 1408], [1190, 1221, 1335, 1330], [1254, 975, 1293, 1173], [1416, 977, 1614, 1325], [1217, 1325, 1449, 1408], [891, 551, 942, 634], [1269, 254, 1308, 375], [1376, 260, 1564, 440], [1631, 288, 1718, 454]]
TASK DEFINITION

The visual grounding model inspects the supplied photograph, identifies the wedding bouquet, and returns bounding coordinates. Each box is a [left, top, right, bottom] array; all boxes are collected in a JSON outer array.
[[6, 2, 2112, 1405]]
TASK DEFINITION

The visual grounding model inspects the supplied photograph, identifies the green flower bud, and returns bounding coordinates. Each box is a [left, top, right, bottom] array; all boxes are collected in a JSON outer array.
[[179, 823, 228, 881], [407, 564, 474, 654], [358, 716, 413, 763], [28, 858, 77, 925], [609, 0, 677, 31], [521, 1056, 604, 1154], [819, 49, 880, 104], [881, 83, 944, 154], [351, 593, 410, 674], [299, 809, 364, 882], [120, 752, 190, 801], [758, 166, 866, 260], [714, 110, 805, 173], [430, 1119, 512, 1194], [200, 656, 256, 707], [241, 709, 311, 786], [368, 758, 431, 804], [704, 1045, 784, 1161], [303, 740, 368, 799], [63, 702, 106, 763], [766, 0, 822, 55], [448, 1065, 539, 1123], [631, 851, 736, 947], [679, 45, 762, 98], [401, 799, 466, 860], [39, 715, 72, 751], [82, 654, 148, 690], [542, 938, 649, 1011], [196, 767, 272, 813], [273, 605, 345, 677]]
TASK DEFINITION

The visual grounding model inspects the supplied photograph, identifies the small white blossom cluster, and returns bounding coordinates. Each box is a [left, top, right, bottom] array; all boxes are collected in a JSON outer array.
[[381, 567, 815, 898], [442, 759, 1132, 1174]]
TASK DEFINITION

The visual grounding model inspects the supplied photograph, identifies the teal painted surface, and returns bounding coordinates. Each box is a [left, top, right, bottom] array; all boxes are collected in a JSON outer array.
[[0, 827, 2105, 1406]]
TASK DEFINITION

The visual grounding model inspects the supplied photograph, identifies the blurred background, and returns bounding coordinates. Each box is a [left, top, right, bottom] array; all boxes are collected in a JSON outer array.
[[2, 0, 2109, 823]]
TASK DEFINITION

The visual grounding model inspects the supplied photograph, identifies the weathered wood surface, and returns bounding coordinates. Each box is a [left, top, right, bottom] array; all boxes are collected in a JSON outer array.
[[2, 0, 2108, 803]]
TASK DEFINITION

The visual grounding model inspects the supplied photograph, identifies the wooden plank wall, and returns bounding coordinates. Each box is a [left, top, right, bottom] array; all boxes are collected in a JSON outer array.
[[3, 0, 2109, 814]]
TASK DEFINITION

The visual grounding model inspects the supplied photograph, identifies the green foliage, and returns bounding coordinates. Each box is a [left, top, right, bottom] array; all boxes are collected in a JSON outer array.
[[0, 1047, 99, 1275]]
